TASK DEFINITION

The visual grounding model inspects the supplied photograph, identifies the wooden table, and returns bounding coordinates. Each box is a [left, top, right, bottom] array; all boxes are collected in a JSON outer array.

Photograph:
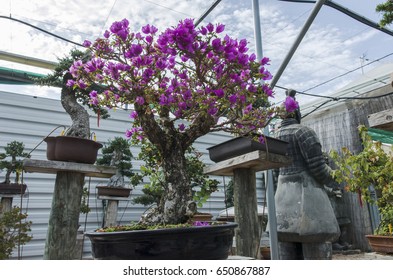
[[204, 150, 291, 258]]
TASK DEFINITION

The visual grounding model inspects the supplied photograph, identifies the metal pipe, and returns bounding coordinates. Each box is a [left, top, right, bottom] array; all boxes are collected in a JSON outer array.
[[325, 0, 393, 37], [252, 0, 264, 60], [0, 15, 84, 47], [0, 50, 56, 70], [278, 0, 393, 37], [252, 0, 280, 260], [194, 0, 222, 27]]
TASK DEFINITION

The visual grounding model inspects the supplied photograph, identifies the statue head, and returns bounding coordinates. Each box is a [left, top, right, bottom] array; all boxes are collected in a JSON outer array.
[[285, 88, 301, 124]]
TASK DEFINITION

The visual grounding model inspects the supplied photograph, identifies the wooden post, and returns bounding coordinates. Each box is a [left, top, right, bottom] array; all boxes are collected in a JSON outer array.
[[44, 171, 85, 259], [104, 200, 119, 227], [0, 197, 13, 217], [233, 168, 260, 258], [97, 195, 131, 228]]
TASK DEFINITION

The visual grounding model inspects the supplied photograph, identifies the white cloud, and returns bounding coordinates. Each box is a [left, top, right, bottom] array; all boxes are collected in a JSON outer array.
[[342, 29, 379, 47]]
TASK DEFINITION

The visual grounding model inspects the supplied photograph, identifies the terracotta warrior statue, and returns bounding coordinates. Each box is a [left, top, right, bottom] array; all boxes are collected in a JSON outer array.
[[273, 89, 340, 260]]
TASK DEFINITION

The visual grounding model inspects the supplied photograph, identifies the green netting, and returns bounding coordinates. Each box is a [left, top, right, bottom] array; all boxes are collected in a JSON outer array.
[[0, 66, 45, 85], [368, 128, 393, 144]]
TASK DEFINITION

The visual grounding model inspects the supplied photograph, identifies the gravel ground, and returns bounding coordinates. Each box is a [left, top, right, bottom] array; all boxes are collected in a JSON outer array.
[[232, 250, 393, 260], [332, 250, 393, 260]]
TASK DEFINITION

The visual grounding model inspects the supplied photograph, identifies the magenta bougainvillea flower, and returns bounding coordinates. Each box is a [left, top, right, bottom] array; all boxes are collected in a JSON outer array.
[[69, 18, 285, 142], [284, 96, 299, 113], [193, 221, 211, 227]]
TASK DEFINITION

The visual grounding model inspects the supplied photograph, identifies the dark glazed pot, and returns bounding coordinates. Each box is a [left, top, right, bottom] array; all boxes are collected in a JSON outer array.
[[0, 183, 27, 195], [96, 186, 131, 197], [86, 222, 238, 260], [207, 136, 289, 162], [44, 136, 103, 164]]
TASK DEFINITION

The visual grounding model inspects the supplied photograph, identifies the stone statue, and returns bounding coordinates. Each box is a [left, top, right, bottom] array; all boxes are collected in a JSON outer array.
[[273, 89, 340, 260]]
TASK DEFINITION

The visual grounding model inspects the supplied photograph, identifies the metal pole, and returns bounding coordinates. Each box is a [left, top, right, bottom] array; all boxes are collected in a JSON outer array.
[[252, 0, 263, 60], [194, 0, 222, 27], [278, 0, 393, 37], [269, 0, 327, 89], [251, 0, 280, 260]]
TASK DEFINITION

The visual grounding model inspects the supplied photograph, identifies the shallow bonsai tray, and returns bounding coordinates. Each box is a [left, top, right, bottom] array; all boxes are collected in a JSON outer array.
[[0, 183, 27, 195], [207, 136, 288, 163], [96, 186, 131, 197]]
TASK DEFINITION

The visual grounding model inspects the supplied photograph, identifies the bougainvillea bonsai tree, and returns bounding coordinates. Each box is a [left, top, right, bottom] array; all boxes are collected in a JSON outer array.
[[69, 18, 291, 225]]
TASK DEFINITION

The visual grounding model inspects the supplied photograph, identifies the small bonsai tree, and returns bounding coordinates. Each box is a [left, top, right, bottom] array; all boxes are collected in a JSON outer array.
[[0, 141, 30, 184], [96, 137, 141, 188], [0, 205, 32, 259], [330, 125, 393, 235]]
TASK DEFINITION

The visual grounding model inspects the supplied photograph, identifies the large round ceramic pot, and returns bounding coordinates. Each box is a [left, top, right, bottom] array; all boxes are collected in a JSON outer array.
[[86, 222, 238, 260], [44, 136, 102, 164]]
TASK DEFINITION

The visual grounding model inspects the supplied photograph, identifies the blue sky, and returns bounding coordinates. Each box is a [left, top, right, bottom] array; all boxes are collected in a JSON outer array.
[[0, 0, 392, 108]]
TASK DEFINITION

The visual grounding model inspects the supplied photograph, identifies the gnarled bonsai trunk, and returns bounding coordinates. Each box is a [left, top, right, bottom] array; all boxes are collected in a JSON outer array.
[[61, 72, 90, 139], [140, 137, 196, 225], [161, 147, 195, 224], [107, 149, 125, 188]]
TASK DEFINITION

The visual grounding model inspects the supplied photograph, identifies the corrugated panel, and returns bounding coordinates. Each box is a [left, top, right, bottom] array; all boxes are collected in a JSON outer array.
[[0, 90, 266, 259]]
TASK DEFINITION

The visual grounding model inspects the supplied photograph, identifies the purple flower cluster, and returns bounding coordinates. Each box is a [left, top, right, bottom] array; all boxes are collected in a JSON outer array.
[[67, 18, 290, 144], [193, 221, 211, 227], [283, 96, 299, 113], [125, 126, 143, 141], [110, 18, 130, 41]]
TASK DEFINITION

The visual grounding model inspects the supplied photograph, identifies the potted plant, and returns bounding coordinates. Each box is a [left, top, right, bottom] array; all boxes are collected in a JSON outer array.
[[0, 205, 32, 259], [330, 125, 393, 253], [96, 137, 140, 197], [69, 18, 291, 259], [0, 141, 30, 195], [35, 49, 107, 163], [44, 131, 102, 164], [33, 51, 113, 259]]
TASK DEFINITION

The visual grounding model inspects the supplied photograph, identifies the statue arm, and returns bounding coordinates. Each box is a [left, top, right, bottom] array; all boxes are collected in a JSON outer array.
[[296, 127, 338, 189]]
